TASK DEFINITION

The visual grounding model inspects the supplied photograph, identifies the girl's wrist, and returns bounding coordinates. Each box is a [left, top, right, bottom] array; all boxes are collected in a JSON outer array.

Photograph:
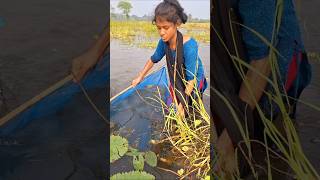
[[138, 72, 144, 79]]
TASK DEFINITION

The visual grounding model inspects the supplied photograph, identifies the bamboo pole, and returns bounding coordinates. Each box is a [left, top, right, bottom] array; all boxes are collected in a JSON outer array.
[[0, 75, 73, 126]]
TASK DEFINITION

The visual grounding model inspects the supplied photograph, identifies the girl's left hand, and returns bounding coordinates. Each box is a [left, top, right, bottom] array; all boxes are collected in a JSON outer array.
[[71, 50, 99, 83]]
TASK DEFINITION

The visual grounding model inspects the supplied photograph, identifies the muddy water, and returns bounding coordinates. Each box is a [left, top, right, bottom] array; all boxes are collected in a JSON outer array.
[[296, 0, 320, 173], [0, 0, 106, 117], [296, 60, 320, 173], [0, 88, 108, 179]]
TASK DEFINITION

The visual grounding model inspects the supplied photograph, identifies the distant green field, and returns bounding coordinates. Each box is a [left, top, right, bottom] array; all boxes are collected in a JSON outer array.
[[111, 20, 210, 48]]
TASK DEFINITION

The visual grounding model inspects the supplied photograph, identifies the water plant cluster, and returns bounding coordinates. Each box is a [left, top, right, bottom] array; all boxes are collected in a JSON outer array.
[[110, 135, 158, 180]]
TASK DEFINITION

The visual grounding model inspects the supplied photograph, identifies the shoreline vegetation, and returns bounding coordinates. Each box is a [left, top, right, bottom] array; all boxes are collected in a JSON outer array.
[[111, 20, 210, 48]]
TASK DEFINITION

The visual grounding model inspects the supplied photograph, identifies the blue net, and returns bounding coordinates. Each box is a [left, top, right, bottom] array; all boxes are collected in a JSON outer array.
[[0, 56, 108, 179], [110, 67, 169, 151], [110, 67, 181, 178]]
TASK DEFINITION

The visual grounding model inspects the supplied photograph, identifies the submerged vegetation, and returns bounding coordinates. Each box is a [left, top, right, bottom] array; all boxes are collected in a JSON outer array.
[[110, 20, 210, 48]]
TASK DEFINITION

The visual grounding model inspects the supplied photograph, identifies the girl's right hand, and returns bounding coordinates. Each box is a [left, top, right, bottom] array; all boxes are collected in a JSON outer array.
[[71, 50, 99, 83], [131, 75, 143, 87]]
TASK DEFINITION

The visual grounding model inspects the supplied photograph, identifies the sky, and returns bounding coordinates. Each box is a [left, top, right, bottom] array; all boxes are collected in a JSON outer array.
[[110, 0, 210, 20]]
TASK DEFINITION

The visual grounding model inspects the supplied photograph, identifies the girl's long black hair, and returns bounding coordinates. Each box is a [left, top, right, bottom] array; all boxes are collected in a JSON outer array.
[[152, 0, 188, 24]]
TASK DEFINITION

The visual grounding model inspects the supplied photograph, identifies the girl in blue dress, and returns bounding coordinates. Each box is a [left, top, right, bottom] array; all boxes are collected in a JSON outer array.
[[131, 0, 207, 116]]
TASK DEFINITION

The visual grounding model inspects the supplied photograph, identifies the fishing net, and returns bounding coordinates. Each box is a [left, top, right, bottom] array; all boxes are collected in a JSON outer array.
[[110, 67, 180, 179], [0, 57, 108, 179], [110, 67, 169, 151]]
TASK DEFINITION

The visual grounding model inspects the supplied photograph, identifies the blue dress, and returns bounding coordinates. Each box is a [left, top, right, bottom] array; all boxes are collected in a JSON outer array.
[[150, 38, 207, 92], [238, 0, 304, 78], [237, 0, 312, 116]]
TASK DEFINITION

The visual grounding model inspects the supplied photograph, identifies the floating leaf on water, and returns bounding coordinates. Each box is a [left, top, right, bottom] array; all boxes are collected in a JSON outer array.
[[145, 151, 157, 167], [110, 171, 155, 180], [110, 135, 129, 163], [133, 154, 144, 171]]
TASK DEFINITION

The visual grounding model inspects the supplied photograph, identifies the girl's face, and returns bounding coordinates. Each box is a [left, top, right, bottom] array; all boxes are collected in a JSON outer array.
[[155, 17, 179, 43]]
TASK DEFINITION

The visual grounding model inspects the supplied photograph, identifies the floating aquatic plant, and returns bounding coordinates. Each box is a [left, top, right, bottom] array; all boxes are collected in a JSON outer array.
[[110, 135, 129, 163], [110, 171, 155, 180], [110, 135, 158, 178]]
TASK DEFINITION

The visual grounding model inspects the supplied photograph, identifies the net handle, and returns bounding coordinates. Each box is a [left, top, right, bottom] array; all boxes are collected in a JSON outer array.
[[0, 75, 73, 126]]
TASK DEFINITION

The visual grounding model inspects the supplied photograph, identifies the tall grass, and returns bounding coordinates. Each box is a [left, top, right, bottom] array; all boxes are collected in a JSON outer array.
[[154, 86, 211, 179]]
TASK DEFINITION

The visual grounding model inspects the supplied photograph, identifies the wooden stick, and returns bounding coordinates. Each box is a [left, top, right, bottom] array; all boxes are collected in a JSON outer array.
[[0, 75, 73, 126], [110, 85, 133, 102]]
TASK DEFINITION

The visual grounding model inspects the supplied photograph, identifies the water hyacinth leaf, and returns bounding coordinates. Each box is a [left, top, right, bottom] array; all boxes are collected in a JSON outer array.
[[144, 151, 157, 167], [110, 135, 129, 163], [110, 171, 155, 180], [133, 154, 144, 171]]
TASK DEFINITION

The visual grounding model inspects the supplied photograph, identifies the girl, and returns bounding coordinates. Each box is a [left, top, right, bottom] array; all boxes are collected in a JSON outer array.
[[131, 0, 207, 116]]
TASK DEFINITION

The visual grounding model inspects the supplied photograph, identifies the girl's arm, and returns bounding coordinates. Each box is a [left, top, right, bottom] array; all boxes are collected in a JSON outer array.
[[132, 39, 164, 86], [238, 0, 276, 109], [132, 59, 154, 87], [239, 56, 271, 109], [71, 27, 109, 82]]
